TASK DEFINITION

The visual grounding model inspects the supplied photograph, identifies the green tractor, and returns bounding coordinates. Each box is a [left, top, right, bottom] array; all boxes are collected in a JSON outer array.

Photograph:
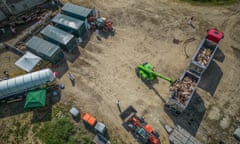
[[135, 63, 173, 85]]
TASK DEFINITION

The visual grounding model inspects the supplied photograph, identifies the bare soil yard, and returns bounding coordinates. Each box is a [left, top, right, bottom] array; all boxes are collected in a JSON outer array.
[[0, 0, 240, 144]]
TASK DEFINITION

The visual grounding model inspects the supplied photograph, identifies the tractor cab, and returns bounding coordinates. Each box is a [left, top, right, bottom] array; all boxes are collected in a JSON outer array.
[[136, 62, 173, 85], [136, 63, 156, 84], [135, 127, 149, 143], [207, 28, 224, 43]]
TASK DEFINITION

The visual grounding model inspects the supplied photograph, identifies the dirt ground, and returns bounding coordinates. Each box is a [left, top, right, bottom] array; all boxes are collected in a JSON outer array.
[[1, 0, 240, 143]]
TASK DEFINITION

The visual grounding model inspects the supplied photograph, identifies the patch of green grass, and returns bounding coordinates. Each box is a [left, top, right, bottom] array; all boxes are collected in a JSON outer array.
[[80, 136, 95, 144], [37, 118, 77, 144], [180, 0, 240, 5], [11, 120, 29, 143]]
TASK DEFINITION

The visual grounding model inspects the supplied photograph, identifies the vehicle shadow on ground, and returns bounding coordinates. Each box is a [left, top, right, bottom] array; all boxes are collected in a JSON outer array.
[[198, 61, 223, 96], [144, 79, 167, 104], [99, 30, 115, 39], [164, 93, 205, 136], [214, 47, 225, 63], [151, 87, 167, 104]]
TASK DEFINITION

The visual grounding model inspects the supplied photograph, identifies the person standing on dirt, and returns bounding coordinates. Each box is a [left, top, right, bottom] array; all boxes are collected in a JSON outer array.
[[10, 23, 16, 34], [187, 16, 194, 28], [68, 72, 75, 86], [116, 99, 121, 113]]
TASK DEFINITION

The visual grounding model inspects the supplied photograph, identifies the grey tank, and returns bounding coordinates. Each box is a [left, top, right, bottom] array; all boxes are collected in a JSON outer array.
[[0, 68, 55, 100]]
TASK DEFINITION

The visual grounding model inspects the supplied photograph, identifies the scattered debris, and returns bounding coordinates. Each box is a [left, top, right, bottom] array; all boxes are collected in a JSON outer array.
[[173, 38, 182, 44]]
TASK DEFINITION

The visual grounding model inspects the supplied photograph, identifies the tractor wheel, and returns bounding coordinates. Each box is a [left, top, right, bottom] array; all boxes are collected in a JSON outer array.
[[153, 130, 160, 138], [145, 78, 152, 85], [142, 62, 148, 66], [135, 67, 140, 77]]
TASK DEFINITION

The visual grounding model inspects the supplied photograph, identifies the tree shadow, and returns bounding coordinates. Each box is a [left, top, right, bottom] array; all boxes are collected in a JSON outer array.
[[214, 48, 225, 63], [141, 78, 167, 104], [99, 30, 115, 39], [198, 61, 223, 96], [164, 92, 205, 136], [150, 86, 167, 104]]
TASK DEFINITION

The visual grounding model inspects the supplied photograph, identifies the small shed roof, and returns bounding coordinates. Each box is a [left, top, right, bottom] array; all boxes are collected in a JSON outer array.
[[52, 13, 84, 30], [40, 25, 74, 45], [24, 89, 47, 109], [62, 3, 92, 18], [15, 51, 41, 72], [26, 36, 61, 57]]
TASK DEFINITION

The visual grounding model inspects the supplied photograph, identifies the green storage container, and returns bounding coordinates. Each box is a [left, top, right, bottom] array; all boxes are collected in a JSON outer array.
[[40, 25, 77, 52], [52, 13, 86, 37], [26, 36, 64, 64], [61, 3, 92, 21]]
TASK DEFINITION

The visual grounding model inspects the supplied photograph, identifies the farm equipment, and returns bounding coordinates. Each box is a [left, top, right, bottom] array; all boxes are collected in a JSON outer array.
[[135, 63, 173, 85], [87, 16, 113, 32], [165, 70, 200, 113], [165, 28, 224, 114], [120, 106, 160, 144], [189, 28, 224, 76]]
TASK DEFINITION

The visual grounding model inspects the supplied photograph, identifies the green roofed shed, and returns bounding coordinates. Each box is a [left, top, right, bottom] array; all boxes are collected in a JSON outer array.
[[24, 89, 47, 109], [40, 25, 77, 52], [52, 13, 86, 37], [26, 36, 64, 64], [61, 3, 92, 21]]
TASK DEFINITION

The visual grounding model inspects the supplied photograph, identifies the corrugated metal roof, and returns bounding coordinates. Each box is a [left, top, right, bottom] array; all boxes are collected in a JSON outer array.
[[169, 125, 201, 144], [0, 69, 54, 99], [52, 13, 84, 30], [62, 3, 92, 18], [26, 36, 60, 57], [15, 51, 42, 72], [40, 25, 74, 45]]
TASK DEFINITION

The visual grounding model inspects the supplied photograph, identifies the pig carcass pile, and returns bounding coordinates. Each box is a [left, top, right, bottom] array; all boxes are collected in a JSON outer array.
[[196, 48, 212, 66], [170, 76, 196, 105]]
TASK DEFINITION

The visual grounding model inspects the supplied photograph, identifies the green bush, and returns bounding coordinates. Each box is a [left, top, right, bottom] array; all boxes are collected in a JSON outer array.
[[37, 118, 77, 144]]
